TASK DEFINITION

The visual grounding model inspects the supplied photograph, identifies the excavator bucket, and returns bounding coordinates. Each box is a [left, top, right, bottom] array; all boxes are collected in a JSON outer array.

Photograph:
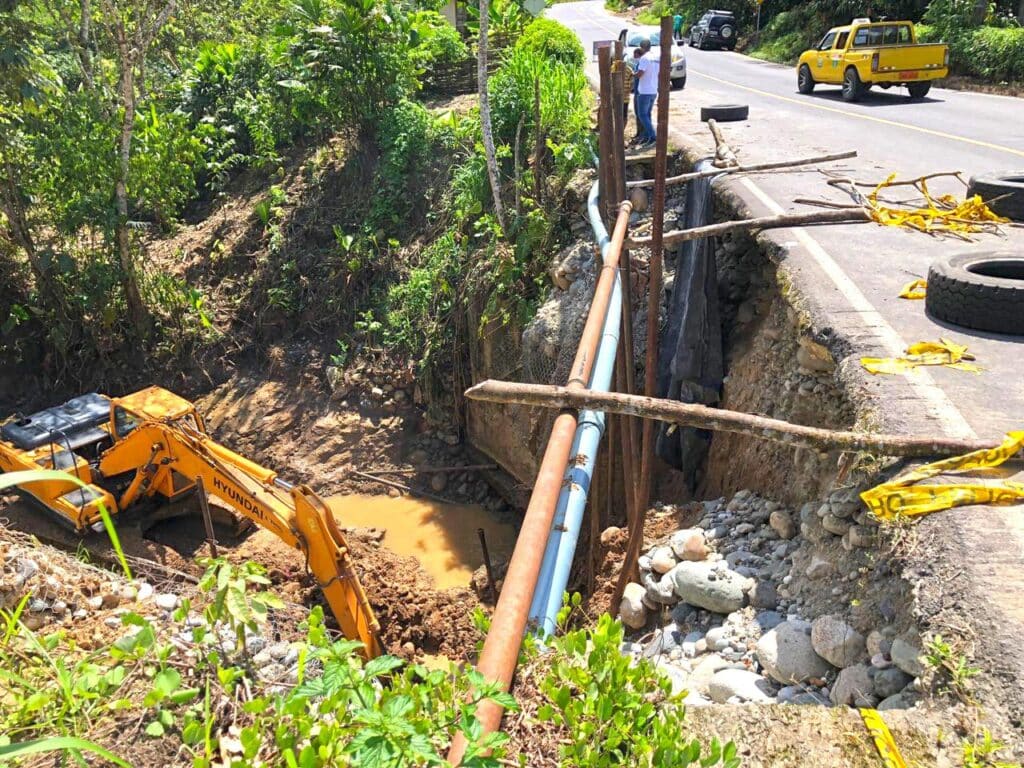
[[291, 485, 383, 658]]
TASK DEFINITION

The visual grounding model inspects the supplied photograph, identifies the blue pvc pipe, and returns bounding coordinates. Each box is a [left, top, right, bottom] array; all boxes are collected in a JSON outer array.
[[528, 179, 622, 636]]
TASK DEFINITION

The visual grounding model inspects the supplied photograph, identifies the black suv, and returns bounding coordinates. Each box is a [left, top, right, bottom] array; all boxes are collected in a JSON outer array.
[[689, 10, 738, 50]]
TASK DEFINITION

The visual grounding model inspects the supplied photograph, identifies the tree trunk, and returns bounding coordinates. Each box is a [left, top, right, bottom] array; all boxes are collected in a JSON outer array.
[[114, 62, 147, 330], [477, 0, 506, 234]]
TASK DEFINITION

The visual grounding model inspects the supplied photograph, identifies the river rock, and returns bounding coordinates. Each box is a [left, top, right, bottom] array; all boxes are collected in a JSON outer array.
[[600, 526, 624, 548], [650, 546, 677, 574], [756, 619, 832, 684], [688, 654, 732, 696], [890, 635, 924, 677], [747, 581, 778, 610], [155, 593, 179, 611], [669, 561, 748, 614], [811, 615, 867, 668], [822, 514, 851, 536], [873, 667, 913, 699], [830, 663, 874, 706], [769, 509, 796, 539], [877, 691, 921, 710], [705, 626, 730, 652], [670, 529, 709, 561], [619, 582, 648, 629], [866, 627, 895, 657], [805, 555, 834, 580], [848, 525, 877, 548], [642, 570, 678, 605], [86, 595, 104, 611], [709, 668, 775, 704], [430, 473, 448, 493]]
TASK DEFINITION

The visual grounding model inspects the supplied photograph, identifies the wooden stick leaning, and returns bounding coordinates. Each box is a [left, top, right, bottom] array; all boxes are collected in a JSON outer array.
[[464, 380, 998, 458], [627, 150, 858, 189], [627, 207, 871, 248]]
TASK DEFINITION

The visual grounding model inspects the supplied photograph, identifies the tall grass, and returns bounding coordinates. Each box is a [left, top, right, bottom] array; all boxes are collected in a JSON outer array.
[[0, 469, 132, 579]]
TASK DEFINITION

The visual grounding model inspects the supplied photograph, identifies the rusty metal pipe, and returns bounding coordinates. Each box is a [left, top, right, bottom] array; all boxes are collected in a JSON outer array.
[[447, 200, 632, 764]]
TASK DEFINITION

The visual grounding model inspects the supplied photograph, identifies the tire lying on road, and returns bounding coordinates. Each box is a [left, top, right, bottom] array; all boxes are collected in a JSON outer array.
[[700, 104, 749, 122], [967, 171, 1024, 222], [926, 252, 1024, 335]]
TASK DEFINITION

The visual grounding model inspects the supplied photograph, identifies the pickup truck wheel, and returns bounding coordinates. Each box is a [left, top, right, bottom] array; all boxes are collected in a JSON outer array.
[[907, 82, 931, 99], [926, 252, 1024, 335], [797, 64, 815, 94], [968, 171, 1024, 221], [842, 67, 865, 102]]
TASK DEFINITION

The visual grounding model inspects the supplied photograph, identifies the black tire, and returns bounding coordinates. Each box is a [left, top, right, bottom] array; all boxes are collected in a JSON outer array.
[[907, 81, 931, 99], [700, 103, 749, 122], [689, 35, 696, 47], [719, 24, 734, 47], [671, 75, 686, 90], [926, 252, 1024, 335], [797, 64, 815, 94], [697, 35, 707, 50], [842, 67, 865, 102], [967, 171, 1024, 222]]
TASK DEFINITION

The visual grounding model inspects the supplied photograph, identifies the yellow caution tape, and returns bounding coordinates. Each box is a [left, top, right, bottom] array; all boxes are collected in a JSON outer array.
[[859, 708, 908, 768], [861, 431, 1024, 521], [898, 279, 926, 299], [867, 174, 1008, 236], [861, 338, 982, 375]]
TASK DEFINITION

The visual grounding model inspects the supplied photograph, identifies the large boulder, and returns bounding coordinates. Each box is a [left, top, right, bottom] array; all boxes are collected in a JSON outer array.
[[811, 614, 868, 668], [756, 619, 832, 684], [890, 634, 925, 677], [669, 561, 748, 614]]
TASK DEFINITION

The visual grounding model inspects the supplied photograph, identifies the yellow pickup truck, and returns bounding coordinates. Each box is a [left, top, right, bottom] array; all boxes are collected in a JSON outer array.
[[797, 19, 948, 102]]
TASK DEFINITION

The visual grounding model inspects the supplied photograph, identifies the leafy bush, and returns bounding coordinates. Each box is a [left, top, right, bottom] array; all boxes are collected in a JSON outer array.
[[515, 18, 585, 66], [963, 25, 1024, 81], [530, 612, 740, 767], [369, 99, 444, 231], [410, 10, 470, 71]]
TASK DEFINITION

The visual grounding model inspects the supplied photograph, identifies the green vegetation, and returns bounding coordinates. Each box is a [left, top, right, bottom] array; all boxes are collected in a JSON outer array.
[[924, 633, 980, 700], [962, 729, 1022, 768], [515, 17, 586, 66], [1, 562, 736, 767], [613, 0, 1024, 82]]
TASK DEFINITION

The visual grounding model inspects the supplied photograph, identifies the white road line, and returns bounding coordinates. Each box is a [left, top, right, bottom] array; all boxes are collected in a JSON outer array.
[[737, 176, 978, 440]]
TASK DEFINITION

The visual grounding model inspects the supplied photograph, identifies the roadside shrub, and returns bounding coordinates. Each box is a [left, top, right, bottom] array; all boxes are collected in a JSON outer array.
[[964, 26, 1024, 81], [747, 6, 818, 63], [514, 18, 585, 66]]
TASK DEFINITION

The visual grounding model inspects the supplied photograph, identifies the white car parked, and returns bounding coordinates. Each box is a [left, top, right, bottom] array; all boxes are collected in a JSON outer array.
[[619, 26, 687, 89]]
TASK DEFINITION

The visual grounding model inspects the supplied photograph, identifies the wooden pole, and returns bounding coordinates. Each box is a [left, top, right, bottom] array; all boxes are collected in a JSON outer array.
[[464, 380, 999, 458], [627, 207, 871, 248], [195, 477, 219, 558], [626, 150, 858, 189]]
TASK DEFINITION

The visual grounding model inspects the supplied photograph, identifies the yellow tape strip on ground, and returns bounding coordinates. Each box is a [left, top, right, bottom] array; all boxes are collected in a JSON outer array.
[[861, 431, 1024, 521], [898, 279, 927, 300], [860, 708, 908, 768], [861, 338, 982, 375]]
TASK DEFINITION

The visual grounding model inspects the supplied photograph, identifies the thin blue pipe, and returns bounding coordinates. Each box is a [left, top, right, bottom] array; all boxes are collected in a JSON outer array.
[[528, 178, 622, 636]]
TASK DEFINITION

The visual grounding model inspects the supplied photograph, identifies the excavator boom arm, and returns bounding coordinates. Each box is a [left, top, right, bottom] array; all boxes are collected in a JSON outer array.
[[99, 421, 383, 657]]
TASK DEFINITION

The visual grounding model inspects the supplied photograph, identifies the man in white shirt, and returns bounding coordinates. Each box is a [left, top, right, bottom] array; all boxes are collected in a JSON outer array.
[[634, 38, 659, 147]]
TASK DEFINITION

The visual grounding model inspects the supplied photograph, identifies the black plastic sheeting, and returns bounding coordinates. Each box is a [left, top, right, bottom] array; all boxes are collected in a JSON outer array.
[[655, 170, 724, 489]]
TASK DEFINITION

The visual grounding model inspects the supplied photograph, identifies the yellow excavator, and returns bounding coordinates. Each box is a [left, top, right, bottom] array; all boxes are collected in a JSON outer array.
[[0, 385, 382, 657]]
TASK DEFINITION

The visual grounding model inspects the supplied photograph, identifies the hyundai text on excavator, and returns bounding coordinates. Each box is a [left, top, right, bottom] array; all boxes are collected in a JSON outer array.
[[0, 386, 382, 657]]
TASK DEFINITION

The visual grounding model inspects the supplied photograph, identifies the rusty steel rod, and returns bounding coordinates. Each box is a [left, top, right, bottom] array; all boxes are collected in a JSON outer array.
[[626, 150, 858, 188], [620, 15, 672, 607], [477, 527, 497, 601], [447, 201, 633, 764]]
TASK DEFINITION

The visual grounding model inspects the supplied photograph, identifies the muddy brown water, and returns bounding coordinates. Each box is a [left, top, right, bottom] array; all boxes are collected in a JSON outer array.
[[326, 494, 517, 590]]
